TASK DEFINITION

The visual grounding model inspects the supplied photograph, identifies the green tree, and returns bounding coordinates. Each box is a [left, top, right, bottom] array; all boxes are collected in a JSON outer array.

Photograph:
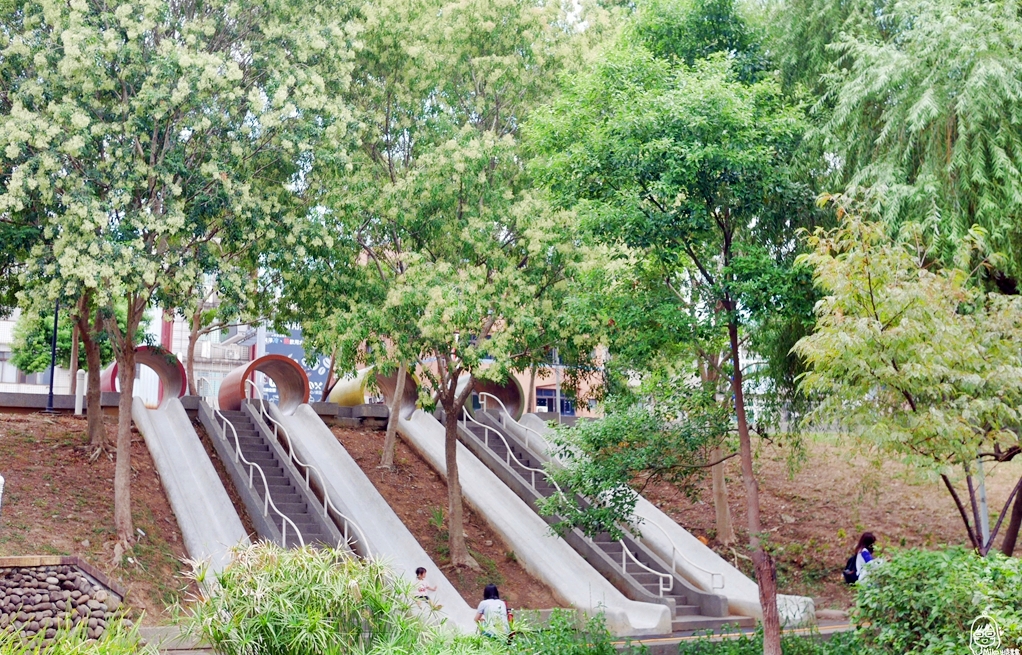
[[11, 301, 138, 373], [288, 0, 586, 569], [794, 207, 1022, 556], [0, 0, 358, 543], [804, 0, 1022, 280], [527, 1, 818, 648]]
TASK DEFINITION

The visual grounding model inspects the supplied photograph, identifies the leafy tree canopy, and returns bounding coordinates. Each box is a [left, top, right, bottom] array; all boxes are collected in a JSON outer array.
[[10, 303, 146, 374]]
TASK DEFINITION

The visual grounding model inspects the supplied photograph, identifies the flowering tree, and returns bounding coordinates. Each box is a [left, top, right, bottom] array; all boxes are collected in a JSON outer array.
[[289, 0, 586, 569], [0, 0, 358, 543]]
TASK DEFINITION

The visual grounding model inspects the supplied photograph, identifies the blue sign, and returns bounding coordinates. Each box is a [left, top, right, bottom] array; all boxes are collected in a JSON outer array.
[[263, 329, 331, 403]]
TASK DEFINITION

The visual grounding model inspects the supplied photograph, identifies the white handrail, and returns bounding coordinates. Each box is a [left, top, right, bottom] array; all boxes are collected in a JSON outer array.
[[619, 539, 673, 596], [211, 406, 305, 548], [244, 380, 370, 555], [476, 392, 544, 452], [638, 516, 725, 590], [459, 407, 567, 499]]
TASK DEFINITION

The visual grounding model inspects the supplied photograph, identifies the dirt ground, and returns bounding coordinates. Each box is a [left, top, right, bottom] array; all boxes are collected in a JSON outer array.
[[641, 434, 1022, 610], [331, 425, 562, 610], [0, 411, 191, 623]]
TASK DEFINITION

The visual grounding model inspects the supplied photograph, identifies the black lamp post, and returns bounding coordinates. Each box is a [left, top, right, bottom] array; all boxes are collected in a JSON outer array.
[[44, 299, 59, 413]]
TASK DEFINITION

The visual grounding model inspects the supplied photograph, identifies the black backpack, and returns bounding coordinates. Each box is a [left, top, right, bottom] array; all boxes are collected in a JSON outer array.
[[842, 554, 857, 584]]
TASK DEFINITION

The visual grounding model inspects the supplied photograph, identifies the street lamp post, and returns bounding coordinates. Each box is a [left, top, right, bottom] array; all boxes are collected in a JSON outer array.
[[44, 299, 59, 413]]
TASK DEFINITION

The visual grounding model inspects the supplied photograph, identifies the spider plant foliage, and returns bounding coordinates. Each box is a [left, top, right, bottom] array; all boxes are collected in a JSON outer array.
[[183, 543, 484, 655]]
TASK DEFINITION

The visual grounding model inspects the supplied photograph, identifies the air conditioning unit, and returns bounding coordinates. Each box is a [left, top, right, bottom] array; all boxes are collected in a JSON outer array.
[[226, 350, 238, 360]]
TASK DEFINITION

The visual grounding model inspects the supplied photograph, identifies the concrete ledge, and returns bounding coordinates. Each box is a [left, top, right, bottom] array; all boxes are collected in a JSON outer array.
[[352, 404, 389, 419], [309, 401, 339, 417], [0, 391, 120, 411]]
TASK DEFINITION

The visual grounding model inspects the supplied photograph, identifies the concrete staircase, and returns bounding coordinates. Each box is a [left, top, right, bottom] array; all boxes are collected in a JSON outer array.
[[458, 416, 754, 633], [198, 403, 340, 549]]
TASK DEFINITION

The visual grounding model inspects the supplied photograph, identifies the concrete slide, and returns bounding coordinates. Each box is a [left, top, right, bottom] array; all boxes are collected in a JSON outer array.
[[375, 374, 671, 637], [270, 403, 477, 632], [511, 413, 815, 625], [131, 397, 249, 572]]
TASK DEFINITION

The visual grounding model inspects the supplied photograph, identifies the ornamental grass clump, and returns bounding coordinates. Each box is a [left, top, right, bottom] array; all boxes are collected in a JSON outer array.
[[184, 543, 439, 655], [0, 619, 155, 655]]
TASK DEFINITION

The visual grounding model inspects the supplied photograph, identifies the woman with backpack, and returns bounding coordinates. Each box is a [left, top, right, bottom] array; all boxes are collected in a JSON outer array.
[[843, 532, 877, 584]]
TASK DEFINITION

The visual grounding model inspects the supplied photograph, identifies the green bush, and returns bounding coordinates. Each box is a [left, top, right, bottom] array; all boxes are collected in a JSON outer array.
[[510, 609, 646, 655], [185, 543, 495, 655], [0, 620, 155, 654], [675, 628, 865, 655], [855, 547, 1022, 655]]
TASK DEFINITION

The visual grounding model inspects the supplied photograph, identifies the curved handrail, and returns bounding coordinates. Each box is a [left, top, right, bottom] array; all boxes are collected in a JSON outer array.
[[476, 391, 544, 452], [459, 407, 567, 500], [619, 539, 673, 596], [637, 516, 725, 590], [244, 379, 371, 555], [211, 406, 304, 548]]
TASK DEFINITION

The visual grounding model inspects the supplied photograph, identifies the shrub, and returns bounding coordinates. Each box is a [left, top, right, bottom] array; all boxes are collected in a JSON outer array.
[[0, 620, 155, 654], [510, 609, 646, 655], [185, 543, 482, 655], [675, 627, 865, 655], [855, 547, 1022, 655]]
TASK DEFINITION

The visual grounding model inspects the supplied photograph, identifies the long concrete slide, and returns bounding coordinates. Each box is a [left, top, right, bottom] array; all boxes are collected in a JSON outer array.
[[131, 395, 250, 572], [509, 413, 815, 626], [269, 403, 476, 631], [376, 371, 672, 637]]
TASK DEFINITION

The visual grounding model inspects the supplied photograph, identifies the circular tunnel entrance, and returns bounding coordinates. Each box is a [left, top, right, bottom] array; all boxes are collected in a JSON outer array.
[[466, 376, 525, 421], [219, 354, 310, 415], [99, 346, 187, 410]]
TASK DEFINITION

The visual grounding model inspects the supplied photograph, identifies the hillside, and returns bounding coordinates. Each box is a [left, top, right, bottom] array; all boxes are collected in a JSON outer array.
[[0, 412, 189, 623]]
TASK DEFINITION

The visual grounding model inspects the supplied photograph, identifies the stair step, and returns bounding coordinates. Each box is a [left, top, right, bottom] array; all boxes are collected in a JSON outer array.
[[673, 604, 701, 617], [671, 615, 755, 633]]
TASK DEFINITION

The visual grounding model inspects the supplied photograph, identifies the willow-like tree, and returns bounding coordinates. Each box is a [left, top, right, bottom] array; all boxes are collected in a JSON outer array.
[[791, 0, 1022, 280], [528, 1, 818, 649], [0, 0, 358, 544]]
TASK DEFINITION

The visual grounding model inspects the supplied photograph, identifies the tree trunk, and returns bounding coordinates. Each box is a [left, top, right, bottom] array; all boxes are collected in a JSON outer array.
[[441, 372, 480, 571], [113, 344, 135, 544], [186, 310, 201, 396], [702, 352, 734, 545], [69, 323, 79, 396], [322, 349, 337, 402], [1000, 476, 1022, 556], [711, 446, 735, 545], [729, 319, 781, 655], [380, 362, 407, 469], [75, 305, 107, 450], [527, 364, 537, 414]]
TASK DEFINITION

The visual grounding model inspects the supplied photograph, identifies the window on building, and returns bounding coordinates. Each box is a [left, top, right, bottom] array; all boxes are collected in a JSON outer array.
[[535, 388, 574, 416]]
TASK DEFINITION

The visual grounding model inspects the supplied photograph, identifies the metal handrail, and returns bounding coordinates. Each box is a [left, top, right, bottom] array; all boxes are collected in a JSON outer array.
[[459, 407, 567, 499], [211, 406, 304, 548], [244, 380, 370, 555], [638, 516, 725, 590], [476, 391, 544, 452], [619, 539, 673, 596]]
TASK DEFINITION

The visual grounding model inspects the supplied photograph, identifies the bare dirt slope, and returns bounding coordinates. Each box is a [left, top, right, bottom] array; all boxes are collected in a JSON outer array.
[[641, 434, 1022, 610], [0, 411, 190, 623], [331, 425, 562, 610]]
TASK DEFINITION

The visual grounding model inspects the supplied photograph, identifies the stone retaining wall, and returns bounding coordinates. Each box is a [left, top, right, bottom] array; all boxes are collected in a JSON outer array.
[[0, 557, 125, 641]]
